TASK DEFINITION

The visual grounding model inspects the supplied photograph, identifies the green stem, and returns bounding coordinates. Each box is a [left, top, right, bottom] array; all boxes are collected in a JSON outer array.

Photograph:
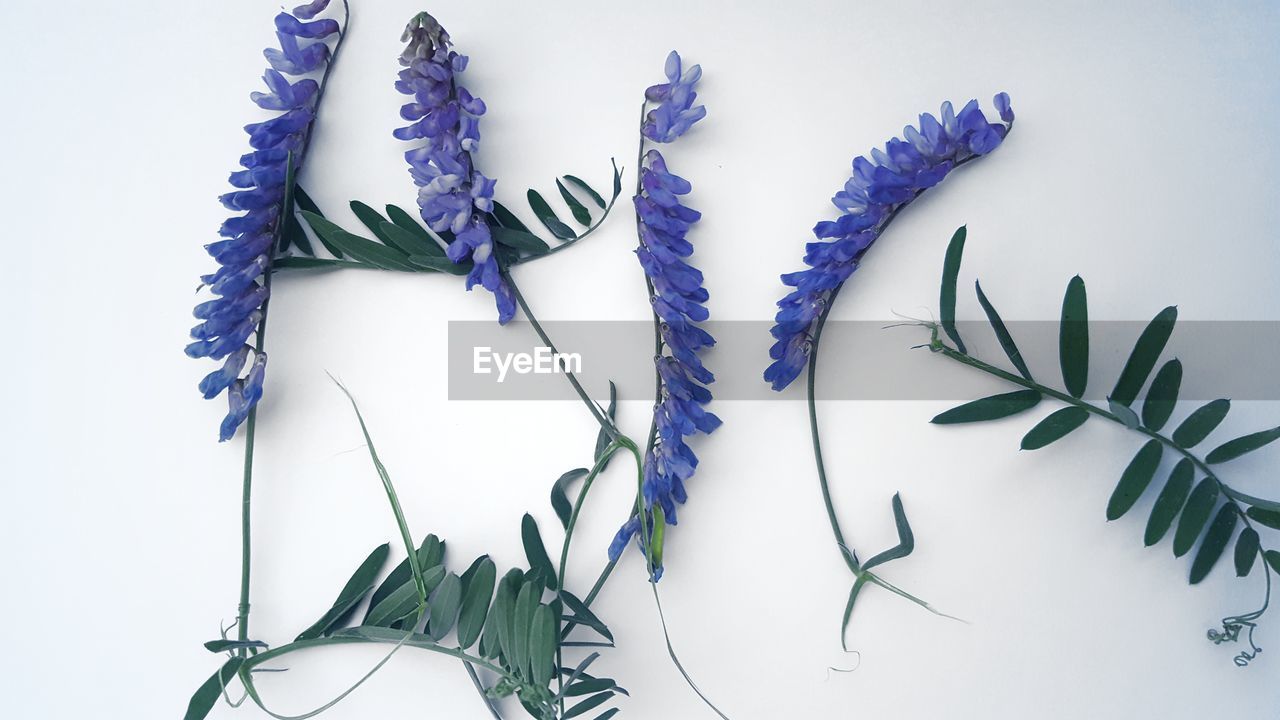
[[557, 443, 625, 592], [463, 661, 503, 720], [237, 410, 258, 650], [238, 631, 519, 720], [501, 268, 618, 441], [806, 284, 859, 572]]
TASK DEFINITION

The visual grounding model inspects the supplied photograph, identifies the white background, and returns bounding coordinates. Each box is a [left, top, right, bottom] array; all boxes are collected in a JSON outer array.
[[4, 0, 1280, 717]]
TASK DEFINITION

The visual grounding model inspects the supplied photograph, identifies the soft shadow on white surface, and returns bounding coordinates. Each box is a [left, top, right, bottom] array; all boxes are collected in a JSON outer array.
[[2, 0, 1279, 717]]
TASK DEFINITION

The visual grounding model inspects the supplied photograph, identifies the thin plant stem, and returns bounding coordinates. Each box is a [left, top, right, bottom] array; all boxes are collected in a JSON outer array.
[[463, 662, 503, 720], [805, 283, 858, 571], [557, 443, 625, 591], [501, 268, 618, 440]]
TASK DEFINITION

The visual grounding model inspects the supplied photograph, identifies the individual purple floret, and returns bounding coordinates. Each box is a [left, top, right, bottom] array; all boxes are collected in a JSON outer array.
[[186, 1, 342, 441], [394, 12, 514, 323], [764, 94, 1014, 391], [610, 52, 717, 579]]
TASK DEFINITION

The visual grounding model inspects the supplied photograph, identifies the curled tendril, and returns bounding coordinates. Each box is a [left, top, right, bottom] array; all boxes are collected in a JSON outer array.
[[1208, 619, 1262, 667], [1207, 559, 1271, 667]]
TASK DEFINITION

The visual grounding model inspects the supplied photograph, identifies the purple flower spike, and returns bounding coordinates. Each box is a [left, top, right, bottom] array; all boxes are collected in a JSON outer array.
[[394, 12, 513, 323], [765, 94, 1014, 391], [610, 53, 718, 579], [189, 2, 342, 441]]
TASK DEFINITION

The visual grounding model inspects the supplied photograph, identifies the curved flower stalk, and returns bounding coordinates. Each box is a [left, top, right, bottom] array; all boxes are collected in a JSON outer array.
[[766, 93, 1014, 391], [186, 0, 346, 441], [608, 51, 717, 580], [394, 12, 514, 323], [765, 95, 1014, 647]]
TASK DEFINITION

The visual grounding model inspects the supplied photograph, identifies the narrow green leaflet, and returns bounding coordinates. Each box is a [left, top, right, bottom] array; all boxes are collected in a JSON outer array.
[[1141, 359, 1182, 432], [1205, 425, 1280, 464], [529, 604, 557, 685], [931, 389, 1041, 424], [1106, 440, 1163, 521], [281, 209, 315, 256], [559, 590, 614, 642], [492, 226, 552, 254], [385, 204, 434, 240], [551, 468, 589, 529], [491, 200, 533, 232], [1234, 528, 1260, 577], [456, 557, 496, 649], [299, 211, 417, 272], [556, 651, 602, 697], [861, 493, 914, 570], [366, 535, 441, 619], [1266, 550, 1280, 575], [1246, 506, 1280, 530], [202, 639, 266, 654], [349, 201, 395, 245], [1172, 399, 1231, 448], [975, 280, 1032, 380], [427, 572, 463, 641], [1021, 406, 1089, 450], [371, 564, 447, 627], [183, 657, 245, 720], [556, 179, 593, 226], [1173, 479, 1219, 558], [1144, 459, 1194, 546], [1110, 306, 1177, 407], [378, 221, 444, 257], [509, 581, 538, 676], [293, 185, 324, 218], [563, 678, 622, 697], [1189, 504, 1238, 584], [562, 692, 613, 719], [407, 255, 470, 275], [1108, 399, 1140, 429], [296, 543, 390, 641], [593, 380, 619, 469], [939, 225, 967, 353], [527, 189, 577, 239], [563, 174, 606, 209], [522, 513, 558, 588], [273, 256, 358, 270], [488, 569, 522, 661], [365, 566, 442, 627], [1059, 275, 1089, 398]]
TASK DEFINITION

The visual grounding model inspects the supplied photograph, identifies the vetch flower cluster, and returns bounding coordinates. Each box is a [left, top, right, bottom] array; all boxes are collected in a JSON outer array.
[[186, 1, 342, 441], [610, 52, 719, 578], [394, 12, 513, 324], [765, 94, 1014, 391]]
